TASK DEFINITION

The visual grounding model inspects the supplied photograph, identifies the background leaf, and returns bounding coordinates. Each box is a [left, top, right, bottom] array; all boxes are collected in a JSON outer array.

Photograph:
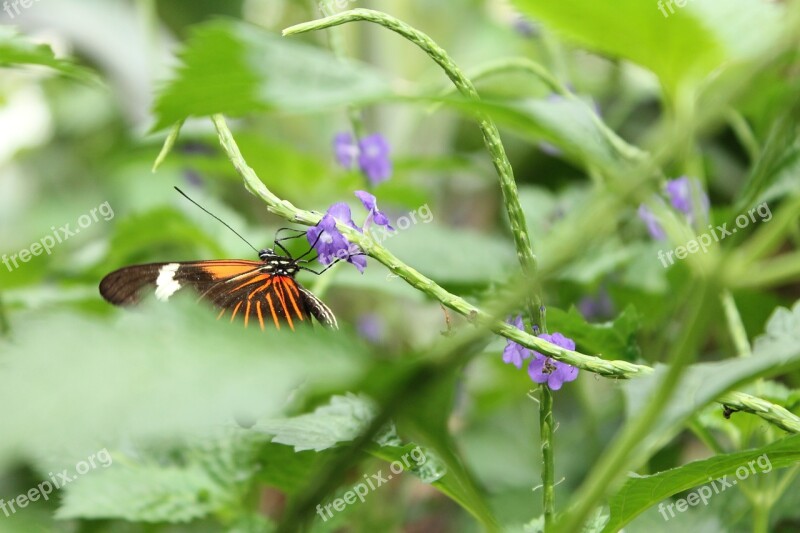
[[153, 20, 390, 130]]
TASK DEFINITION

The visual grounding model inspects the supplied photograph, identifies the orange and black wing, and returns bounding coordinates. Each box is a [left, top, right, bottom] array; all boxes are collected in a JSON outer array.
[[99, 261, 337, 330], [211, 274, 337, 331]]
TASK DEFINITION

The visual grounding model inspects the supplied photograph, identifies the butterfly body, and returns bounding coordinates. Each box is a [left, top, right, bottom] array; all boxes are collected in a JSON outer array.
[[100, 249, 337, 331]]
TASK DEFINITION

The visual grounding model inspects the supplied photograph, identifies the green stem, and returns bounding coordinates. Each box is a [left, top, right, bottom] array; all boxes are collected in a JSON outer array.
[[429, 56, 571, 115], [284, 8, 544, 328], [718, 391, 800, 433], [688, 419, 725, 454], [539, 386, 555, 530], [734, 250, 800, 289], [771, 464, 800, 501], [721, 290, 751, 357], [726, 109, 760, 162], [752, 501, 771, 533], [152, 120, 184, 172]]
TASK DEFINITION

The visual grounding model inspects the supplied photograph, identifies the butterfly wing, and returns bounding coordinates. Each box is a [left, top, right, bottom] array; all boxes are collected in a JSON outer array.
[[100, 261, 338, 330], [99, 260, 264, 305], [296, 284, 338, 329]]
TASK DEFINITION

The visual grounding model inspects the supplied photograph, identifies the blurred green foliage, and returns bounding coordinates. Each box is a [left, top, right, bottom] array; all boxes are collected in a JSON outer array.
[[1, 0, 800, 532]]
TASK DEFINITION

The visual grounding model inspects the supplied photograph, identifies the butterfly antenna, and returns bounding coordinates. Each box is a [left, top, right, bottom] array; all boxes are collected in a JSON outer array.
[[174, 187, 260, 254]]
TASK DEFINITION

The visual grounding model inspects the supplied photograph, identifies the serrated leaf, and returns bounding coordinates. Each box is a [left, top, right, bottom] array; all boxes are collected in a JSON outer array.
[[547, 305, 641, 361], [57, 431, 263, 523], [153, 20, 390, 130], [255, 393, 377, 452], [603, 434, 800, 532]]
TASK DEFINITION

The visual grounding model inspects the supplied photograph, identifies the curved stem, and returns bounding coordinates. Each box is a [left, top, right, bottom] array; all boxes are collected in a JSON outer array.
[[284, 8, 544, 329], [721, 290, 751, 357]]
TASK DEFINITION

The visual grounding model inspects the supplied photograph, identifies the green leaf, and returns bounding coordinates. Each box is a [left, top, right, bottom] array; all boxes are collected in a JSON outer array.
[[547, 305, 641, 361], [57, 431, 263, 523], [0, 27, 98, 83], [603, 434, 800, 532], [512, 0, 786, 94], [442, 96, 637, 174], [255, 394, 378, 452], [153, 20, 390, 130], [736, 103, 800, 210], [0, 296, 367, 467], [255, 443, 332, 495]]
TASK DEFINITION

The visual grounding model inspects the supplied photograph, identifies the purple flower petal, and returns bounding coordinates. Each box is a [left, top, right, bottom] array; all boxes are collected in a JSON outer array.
[[666, 176, 709, 223], [358, 134, 392, 185], [333, 132, 358, 169], [345, 252, 366, 273], [528, 331, 579, 390], [307, 205, 366, 272], [327, 202, 360, 231], [355, 190, 395, 231], [357, 314, 384, 343], [638, 203, 666, 240], [513, 15, 537, 38], [578, 290, 614, 321], [527, 356, 549, 384], [502, 315, 531, 369]]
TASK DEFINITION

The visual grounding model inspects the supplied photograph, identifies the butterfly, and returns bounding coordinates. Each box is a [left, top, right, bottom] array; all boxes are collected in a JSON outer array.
[[99, 189, 337, 331]]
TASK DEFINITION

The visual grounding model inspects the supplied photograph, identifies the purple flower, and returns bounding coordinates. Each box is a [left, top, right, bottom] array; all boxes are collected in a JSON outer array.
[[666, 176, 709, 223], [513, 15, 537, 38], [638, 203, 666, 240], [307, 203, 366, 273], [357, 314, 384, 343], [502, 315, 531, 369], [358, 134, 392, 185], [333, 132, 358, 169], [333, 132, 393, 185], [527, 332, 579, 390], [578, 290, 614, 322], [355, 191, 394, 231], [639, 177, 709, 240]]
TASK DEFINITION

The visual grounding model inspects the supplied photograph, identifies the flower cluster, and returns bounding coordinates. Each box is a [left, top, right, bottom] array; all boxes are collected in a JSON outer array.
[[502, 316, 579, 390], [334, 132, 393, 186], [638, 176, 709, 240], [307, 191, 394, 273]]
